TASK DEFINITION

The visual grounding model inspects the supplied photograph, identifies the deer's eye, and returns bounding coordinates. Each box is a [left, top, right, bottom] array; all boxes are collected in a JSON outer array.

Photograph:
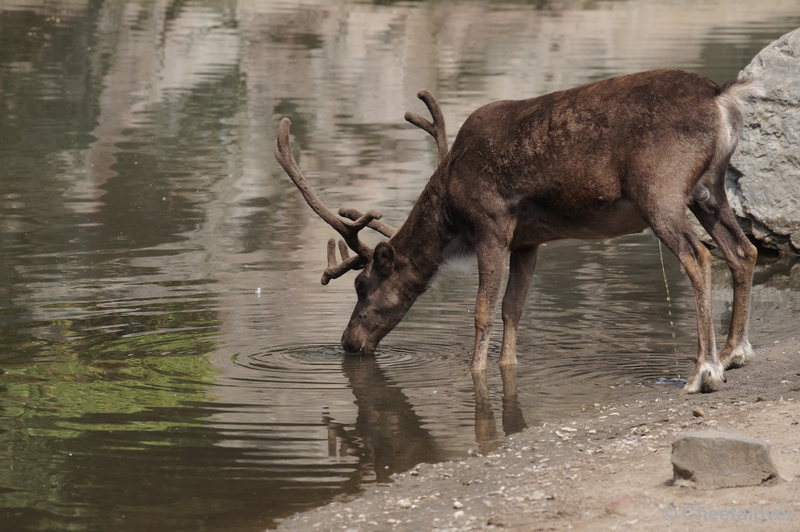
[[354, 279, 367, 297]]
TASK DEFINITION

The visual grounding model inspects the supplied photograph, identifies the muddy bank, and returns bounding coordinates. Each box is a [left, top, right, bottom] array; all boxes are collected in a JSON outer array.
[[276, 337, 800, 531]]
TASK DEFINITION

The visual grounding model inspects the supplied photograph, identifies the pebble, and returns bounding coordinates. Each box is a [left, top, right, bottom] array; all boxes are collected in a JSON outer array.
[[398, 499, 412, 509], [692, 407, 707, 418], [453, 501, 463, 509]]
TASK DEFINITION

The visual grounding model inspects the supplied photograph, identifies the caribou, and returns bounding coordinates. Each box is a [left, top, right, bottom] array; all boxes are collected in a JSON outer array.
[[274, 69, 763, 393]]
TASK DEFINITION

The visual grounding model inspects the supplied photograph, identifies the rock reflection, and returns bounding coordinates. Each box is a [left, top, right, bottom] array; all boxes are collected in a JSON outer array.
[[714, 254, 800, 342]]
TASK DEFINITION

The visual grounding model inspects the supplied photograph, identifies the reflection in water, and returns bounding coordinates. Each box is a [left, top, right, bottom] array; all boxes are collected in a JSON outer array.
[[473, 372, 499, 449], [1, 0, 800, 529], [472, 366, 528, 454], [327, 355, 440, 484], [500, 366, 528, 437]]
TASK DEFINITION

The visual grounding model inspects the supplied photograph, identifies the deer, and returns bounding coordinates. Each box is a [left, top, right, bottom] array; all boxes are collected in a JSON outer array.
[[274, 69, 764, 394]]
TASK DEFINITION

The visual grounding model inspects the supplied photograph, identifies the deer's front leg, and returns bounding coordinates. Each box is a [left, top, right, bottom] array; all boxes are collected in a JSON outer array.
[[471, 242, 507, 371], [499, 246, 540, 366]]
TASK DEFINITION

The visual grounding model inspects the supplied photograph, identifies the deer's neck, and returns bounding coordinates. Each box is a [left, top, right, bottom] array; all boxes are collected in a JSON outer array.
[[389, 175, 454, 292]]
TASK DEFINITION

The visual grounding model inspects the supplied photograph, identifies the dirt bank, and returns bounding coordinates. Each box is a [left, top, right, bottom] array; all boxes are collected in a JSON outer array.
[[277, 337, 800, 531]]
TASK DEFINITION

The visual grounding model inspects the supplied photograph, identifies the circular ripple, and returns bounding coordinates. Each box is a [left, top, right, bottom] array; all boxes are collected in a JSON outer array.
[[215, 344, 464, 384]]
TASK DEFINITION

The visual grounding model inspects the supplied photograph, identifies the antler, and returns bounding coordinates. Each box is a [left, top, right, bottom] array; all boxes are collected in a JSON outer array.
[[275, 118, 397, 284], [321, 238, 361, 285], [405, 89, 448, 165], [338, 207, 397, 238]]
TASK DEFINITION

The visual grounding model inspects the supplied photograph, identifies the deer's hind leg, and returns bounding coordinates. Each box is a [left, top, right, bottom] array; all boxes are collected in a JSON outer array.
[[499, 246, 540, 366], [689, 181, 757, 370], [643, 207, 724, 393]]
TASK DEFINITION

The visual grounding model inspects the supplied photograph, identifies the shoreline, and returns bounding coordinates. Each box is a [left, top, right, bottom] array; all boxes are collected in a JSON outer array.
[[277, 336, 800, 531]]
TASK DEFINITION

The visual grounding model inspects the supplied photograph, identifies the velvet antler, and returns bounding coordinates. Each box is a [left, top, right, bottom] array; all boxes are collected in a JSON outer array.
[[274, 118, 397, 284], [405, 89, 448, 165]]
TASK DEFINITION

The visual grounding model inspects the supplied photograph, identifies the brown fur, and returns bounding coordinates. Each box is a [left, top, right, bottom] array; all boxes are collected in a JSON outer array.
[[277, 69, 763, 394]]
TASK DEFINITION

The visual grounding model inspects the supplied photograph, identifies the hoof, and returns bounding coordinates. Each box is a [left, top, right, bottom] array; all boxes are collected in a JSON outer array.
[[722, 342, 755, 369], [682, 361, 725, 394]]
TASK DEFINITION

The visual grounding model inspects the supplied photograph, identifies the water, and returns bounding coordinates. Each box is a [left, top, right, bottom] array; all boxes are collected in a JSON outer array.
[[1, 0, 799, 529]]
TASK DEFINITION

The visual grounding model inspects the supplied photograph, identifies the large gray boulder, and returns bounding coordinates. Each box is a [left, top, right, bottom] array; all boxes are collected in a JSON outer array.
[[728, 28, 800, 254]]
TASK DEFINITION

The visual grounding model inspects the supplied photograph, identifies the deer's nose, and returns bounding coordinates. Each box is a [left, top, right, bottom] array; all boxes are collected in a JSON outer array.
[[341, 329, 364, 354]]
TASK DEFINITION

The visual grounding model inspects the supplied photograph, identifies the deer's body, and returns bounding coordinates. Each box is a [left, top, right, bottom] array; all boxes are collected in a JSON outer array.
[[276, 69, 763, 394]]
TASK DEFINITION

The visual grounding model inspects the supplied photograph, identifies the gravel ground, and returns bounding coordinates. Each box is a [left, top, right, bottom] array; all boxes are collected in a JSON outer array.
[[277, 336, 800, 531]]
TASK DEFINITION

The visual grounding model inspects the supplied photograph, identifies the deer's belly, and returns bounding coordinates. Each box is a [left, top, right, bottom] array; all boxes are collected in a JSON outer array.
[[512, 198, 649, 245]]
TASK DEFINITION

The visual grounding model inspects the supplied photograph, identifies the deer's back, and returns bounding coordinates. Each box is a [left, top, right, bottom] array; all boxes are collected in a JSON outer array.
[[440, 69, 723, 241]]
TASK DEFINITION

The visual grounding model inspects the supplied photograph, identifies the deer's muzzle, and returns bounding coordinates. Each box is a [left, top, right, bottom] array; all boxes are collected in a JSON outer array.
[[341, 328, 375, 356]]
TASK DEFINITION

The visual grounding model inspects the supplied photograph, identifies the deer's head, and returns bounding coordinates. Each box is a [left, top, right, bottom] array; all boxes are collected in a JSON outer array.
[[274, 91, 447, 355]]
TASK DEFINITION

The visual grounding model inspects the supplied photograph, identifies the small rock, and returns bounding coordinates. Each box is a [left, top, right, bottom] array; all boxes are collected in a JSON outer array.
[[487, 516, 505, 527], [397, 499, 412, 509], [692, 407, 706, 418], [671, 429, 779, 489], [453, 510, 465, 519], [453, 501, 463, 509]]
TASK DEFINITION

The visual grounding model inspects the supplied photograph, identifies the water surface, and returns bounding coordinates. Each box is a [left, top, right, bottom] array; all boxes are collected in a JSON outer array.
[[1, 0, 799, 529]]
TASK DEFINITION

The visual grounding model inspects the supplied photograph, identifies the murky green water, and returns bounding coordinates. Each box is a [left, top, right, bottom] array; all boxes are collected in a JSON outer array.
[[1, 0, 799, 529]]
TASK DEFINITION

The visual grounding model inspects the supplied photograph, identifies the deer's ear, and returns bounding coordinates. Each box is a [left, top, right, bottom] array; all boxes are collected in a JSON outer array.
[[373, 241, 395, 277]]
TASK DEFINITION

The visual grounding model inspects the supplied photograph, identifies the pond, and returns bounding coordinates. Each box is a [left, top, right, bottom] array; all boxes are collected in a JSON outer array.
[[1, 0, 799, 530]]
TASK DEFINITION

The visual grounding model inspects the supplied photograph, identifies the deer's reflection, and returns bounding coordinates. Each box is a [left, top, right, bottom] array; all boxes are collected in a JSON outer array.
[[325, 355, 528, 481], [473, 366, 527, 453], [324, 355, 441, 484]]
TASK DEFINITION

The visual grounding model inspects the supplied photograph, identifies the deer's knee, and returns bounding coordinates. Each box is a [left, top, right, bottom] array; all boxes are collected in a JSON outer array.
[[741, 240, 757, 265]]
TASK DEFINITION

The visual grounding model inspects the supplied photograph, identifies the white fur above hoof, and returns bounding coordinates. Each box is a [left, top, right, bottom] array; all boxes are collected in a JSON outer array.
[[682, 361, 726, 394], [722, 342, 755, 369]]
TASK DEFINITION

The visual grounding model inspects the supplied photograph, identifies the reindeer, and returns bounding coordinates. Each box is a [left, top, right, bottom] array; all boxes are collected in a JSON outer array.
[[274, 69, 763, 394]]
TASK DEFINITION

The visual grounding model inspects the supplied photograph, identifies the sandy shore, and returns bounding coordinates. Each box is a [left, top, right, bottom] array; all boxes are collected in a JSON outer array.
[[277, 336, 800, 531]]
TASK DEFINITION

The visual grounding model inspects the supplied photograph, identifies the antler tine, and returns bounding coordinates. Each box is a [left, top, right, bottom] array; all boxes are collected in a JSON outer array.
[[275, 118, 380, 260], [321, 238, 363, 285], [338, 207, 397, 238], [404, 89, 448, 164], [337, 239, 350, 261]]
